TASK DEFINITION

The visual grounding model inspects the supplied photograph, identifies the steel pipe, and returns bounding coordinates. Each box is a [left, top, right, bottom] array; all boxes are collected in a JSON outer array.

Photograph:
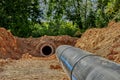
[[56, 45, 120, 80]]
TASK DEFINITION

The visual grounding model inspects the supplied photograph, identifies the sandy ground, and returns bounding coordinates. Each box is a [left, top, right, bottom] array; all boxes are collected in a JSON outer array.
[[0, 55, 69, 80]]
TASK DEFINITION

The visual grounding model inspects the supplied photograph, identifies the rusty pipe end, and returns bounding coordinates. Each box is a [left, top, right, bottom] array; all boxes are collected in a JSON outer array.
[[40, 43, 55, 57], [31, 41, 56, 57]]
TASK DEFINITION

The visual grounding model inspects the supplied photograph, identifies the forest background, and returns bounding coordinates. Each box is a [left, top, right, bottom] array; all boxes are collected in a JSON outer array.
[[0, 0, 120, 37]]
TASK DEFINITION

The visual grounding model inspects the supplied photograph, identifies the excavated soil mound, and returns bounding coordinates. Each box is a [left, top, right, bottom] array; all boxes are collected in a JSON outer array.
[[16, 35, 77, 58], [0, 27, 77, 59], [75, 21, 120, 63], [0, 28, 21, 59]]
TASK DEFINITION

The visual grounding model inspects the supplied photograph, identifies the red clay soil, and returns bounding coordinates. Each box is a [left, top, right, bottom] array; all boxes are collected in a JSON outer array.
[[0, 28, 21, 59], [75, 21, 120, 63], [0, 28, 77, 59], [16, 35, 77, 57]]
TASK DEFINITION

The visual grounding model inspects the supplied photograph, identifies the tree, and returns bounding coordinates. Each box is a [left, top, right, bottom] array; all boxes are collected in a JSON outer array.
[[34, 0, 120, 34], [95, 0, 120, 27], [1, 0, 120, 37], [0, 0, 41, 37]]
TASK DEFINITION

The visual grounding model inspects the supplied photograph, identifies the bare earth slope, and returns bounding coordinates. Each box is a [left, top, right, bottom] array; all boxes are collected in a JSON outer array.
[[0, 28, 21, 59], [75, 21, 120, 63]]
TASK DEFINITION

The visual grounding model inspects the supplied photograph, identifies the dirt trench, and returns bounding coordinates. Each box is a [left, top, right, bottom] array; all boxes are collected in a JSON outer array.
[[0, 27, 77, 80], [0, 28, 77, 59], [16, 35, 77, 58], [0, 21, 120, 80]]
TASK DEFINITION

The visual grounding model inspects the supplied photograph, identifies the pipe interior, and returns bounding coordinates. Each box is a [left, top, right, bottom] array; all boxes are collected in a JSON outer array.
[[42, 46, 53, 56]]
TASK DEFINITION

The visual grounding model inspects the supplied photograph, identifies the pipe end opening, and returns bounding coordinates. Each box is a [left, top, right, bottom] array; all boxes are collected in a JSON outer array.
[[41, 44, 55, 57], [42, 46, 52, 56]]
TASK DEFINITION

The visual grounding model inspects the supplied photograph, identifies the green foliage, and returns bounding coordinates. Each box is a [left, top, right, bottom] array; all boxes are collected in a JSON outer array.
[[0, 0, 41, 37], [113, 9, 120, 21], [31, 21, 80, 37], [93, 0, 120, 28], [46, 0, 120, 32], [105, 0, 120, 21], [0, 0, 120, 37]]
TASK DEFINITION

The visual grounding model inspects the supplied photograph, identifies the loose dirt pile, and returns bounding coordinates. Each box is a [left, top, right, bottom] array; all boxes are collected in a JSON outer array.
[[75, 21, 120, 63], [0, 28, 21, 59]]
